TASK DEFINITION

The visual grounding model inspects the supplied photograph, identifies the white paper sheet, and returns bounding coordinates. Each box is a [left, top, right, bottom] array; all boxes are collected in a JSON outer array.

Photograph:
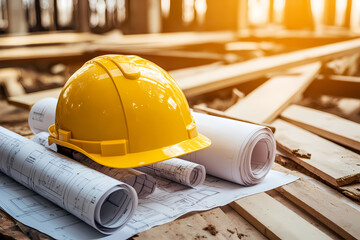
[[28, 97, 57, 134], [0, 127, 138, 234], [180, 112, 276, 185], [136, 158, 206, 187], [0, 166, 298, 240], [32, 132, 157, 198]]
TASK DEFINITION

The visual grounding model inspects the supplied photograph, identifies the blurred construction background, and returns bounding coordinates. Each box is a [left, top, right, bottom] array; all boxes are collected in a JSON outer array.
[[1, 0, 360, 95], [1, 0, 360, 133]]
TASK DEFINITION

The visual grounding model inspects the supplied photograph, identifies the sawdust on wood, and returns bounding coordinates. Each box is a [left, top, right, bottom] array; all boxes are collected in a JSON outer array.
[[194, 234, 207, 239], [227, 228, 235, 234], [237, 233, 247, 239], [291, 148, 311, 159], [234, 228, 248, 240], [202, 224, 218, 236]]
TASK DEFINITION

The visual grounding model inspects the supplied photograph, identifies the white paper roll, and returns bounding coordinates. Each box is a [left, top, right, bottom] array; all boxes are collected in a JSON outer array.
[[28, 97, 57, 134], [136, 158, 206, 188], [180, 112, 276, 185]]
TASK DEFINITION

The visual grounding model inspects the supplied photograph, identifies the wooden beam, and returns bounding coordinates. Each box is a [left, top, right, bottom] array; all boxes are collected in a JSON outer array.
[[177, 38, 360, 97], [275, 154, 360, 202], [273, 119, 360, 187], [0, 44, 88, 64], [7, 87, 62, 110], [225, 63, 321, 123], [280, 104, 360, 151], [277, 179, 360, 240], [229, 192, 331, 240], [318, 74, 360, 83], [220, 205, 267, 239], [199, 208, 242, 240], [136, 210, 231, 239], [94, 31, 236, 50], [0, 31, 236, 64], [0, 32, 99, 48], [339, 183, 360, 201], [306, 74, 360, 98], [193, 105, 276, 133], [0, 69, 25, 97]]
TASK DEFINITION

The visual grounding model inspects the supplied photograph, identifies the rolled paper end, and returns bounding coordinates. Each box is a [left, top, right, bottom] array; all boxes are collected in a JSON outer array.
[[94, 184, 137, 234], [28, 98, 58, 134], [239, 128, 276, 185]]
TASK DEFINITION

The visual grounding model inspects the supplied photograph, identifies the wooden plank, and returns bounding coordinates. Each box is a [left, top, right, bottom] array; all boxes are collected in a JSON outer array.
[[136, 211, 229, 239], [225, 63, 321, 123], [220, 205, 267, 239], [229, 192, 331, 240], [339, 183, 360, 201], [171, 62, 224, 81], [0, 69, 25, 97], [0, 44, 88, 63], [266, 189, 343, 239], [276, 179, 360, 240], [280, 104, 360, 151], [95, 31, 236, 50], [193, 105, 276, 133], [199, 208, 240, 240], [0, 32, 99, 47], [7, 88, 62, 110], [306, 74, 360, 99], [177, 38, 360, 97], [273, 119, 360, 187], [273, 156, 360, 204], [318, 74, 360, 84]]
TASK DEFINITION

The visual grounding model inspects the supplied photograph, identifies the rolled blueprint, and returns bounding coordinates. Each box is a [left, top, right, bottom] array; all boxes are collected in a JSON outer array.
[[28, 97, 57, 134], [136, 158, 206, 187], [72, 152, 156, 198], [32, 132, 157, 198], [180, 112, 276, 185], [0, 127, 137, 234]]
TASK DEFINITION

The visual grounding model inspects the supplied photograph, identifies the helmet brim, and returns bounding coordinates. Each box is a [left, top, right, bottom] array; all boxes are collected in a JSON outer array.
[[49, 133, 211, 168]]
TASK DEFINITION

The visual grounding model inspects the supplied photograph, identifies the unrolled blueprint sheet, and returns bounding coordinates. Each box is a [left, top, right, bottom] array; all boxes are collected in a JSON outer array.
[[0, 167, 298, 239]]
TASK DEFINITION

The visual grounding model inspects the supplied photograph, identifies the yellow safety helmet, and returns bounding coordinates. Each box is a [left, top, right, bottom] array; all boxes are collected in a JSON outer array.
[[48, 55, 210, 168]]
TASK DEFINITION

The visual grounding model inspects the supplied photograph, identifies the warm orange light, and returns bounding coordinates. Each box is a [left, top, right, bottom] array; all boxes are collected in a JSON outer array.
[[273, 0, 285, 23], [248, 0, 269, 25], [161, 0, 170, 18], [310, 0, 324, 26], [351, 0, 360, 30], [182, 0, 195, 24], [335, 0, 347, 26], [195, 0, 207, 25]]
